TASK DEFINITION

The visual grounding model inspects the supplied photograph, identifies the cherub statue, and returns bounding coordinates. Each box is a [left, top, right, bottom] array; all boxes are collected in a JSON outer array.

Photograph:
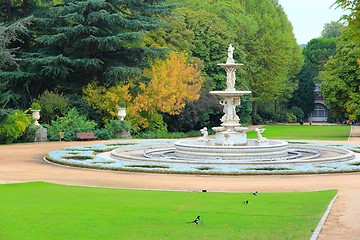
[[227, 44, 235, 64], [255, 128, 267, 143], [199, 127, 209, 142]]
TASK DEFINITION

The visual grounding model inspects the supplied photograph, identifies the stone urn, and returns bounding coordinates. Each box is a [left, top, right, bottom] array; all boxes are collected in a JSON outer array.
[[117, 107, 127, 121], [31, 110, 41, 126]]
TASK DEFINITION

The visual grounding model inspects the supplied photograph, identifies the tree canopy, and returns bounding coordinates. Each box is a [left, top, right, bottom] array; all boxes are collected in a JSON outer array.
[[320, 0, 360, 121], [1, 0, 306, 135]]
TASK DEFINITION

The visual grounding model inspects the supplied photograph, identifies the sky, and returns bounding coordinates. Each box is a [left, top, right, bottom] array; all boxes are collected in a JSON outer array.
[[277, 0, 346, 44]]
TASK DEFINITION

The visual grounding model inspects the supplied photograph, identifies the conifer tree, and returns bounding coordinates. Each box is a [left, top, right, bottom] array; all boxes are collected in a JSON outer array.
[[1, 0, 171, 108]]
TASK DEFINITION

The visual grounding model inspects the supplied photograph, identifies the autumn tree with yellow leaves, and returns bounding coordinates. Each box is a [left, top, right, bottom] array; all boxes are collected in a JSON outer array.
[[83, 51, 204, 130]]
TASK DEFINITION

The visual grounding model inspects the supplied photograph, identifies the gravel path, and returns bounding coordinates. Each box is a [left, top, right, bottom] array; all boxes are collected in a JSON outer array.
[[1, 126, 359, 239]]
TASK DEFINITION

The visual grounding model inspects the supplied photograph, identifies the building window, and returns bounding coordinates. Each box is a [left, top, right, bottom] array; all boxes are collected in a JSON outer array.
[[311, 105, 326, 118]]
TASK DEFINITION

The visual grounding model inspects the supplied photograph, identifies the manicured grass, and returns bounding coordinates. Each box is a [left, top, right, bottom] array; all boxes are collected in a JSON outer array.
[[247, 125, 351, 141], [0, 182, 336, 240]]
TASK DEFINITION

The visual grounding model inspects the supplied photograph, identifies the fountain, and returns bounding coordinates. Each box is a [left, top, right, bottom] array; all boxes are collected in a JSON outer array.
[[174, 44, 289, 160], [45, 43, 357, 175]]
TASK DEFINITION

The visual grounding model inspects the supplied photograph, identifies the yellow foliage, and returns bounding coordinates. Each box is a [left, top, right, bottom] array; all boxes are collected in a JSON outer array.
[[83, 82, 131, 123], [133, 51, 204, 116], [82, 51, 204, 130]]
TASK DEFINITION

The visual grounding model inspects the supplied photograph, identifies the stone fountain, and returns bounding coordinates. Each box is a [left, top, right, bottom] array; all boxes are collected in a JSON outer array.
[[108, 44, 355, 168], [174, 44, 289, 160], [210, 43, 251, 146]]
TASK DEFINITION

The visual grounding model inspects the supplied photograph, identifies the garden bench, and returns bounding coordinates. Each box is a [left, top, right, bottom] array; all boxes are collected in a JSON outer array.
[[76, 132, 96, 141]]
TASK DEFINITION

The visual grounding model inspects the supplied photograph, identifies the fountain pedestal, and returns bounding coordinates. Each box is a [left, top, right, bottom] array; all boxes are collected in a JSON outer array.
[[210, 91, 250, 145], [209, 45, 252, 146]]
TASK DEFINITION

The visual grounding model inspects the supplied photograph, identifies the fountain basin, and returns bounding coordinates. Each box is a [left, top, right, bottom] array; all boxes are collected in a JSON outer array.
[[174, 139, 288, 160]]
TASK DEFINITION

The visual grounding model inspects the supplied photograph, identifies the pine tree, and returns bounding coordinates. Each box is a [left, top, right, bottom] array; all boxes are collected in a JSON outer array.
[[1, 0, 172, 108]]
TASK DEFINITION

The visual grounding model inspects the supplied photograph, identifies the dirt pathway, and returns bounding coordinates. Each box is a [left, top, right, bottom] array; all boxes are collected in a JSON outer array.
[[1, 126, 360, 239]]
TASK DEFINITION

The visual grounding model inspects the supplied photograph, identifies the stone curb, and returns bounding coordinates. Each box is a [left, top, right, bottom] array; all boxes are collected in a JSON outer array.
[[310, 193, 339, 240]]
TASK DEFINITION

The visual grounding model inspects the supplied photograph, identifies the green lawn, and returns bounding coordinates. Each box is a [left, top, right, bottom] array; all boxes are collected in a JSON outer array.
[[0, 182, 336, 240], [247, 125, 351, 141]]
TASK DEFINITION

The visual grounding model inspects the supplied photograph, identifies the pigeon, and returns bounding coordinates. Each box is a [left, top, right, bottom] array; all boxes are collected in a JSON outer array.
[[253, 191, 258, 196], [243, 200, 249, 204], [187, 216, 200, 225]]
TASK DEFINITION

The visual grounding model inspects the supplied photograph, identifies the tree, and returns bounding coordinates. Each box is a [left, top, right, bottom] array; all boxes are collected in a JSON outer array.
[[0, 0, 172, 108], [0, 16, 32, 108], [166, 0, 302, 123], [289, 37, 337, 118], [82, 82, 131, 124], [241, 0, 302, 117], [289, 63, 316, 117], [319, 0, 360, 121], [34, 90, 70, 124], [83, 51, 204, 130], [130, 51, 204, 129], [321, 21, 344, 38], [320, 17, 360, 120], [0, 16, 32, 70]]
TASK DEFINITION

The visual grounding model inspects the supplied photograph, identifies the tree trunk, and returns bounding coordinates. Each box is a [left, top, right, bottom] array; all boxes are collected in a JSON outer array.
[[274, 100, 277, 122], [252, 101, 258, 118]]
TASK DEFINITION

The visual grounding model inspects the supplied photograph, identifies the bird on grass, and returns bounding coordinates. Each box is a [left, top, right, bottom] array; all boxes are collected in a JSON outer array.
[[253, 191, 258, 196], [243, 200, 249, 204], [187, 216, 200, 225]]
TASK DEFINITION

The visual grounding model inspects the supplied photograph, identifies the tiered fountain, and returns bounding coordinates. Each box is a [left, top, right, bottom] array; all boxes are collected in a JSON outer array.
[[109, 44, 355, 167], [174, 44, 289, 160]]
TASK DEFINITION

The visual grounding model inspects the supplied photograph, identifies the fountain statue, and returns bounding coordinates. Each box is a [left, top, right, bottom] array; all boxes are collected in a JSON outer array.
[[199, 127, 209, 142], [210, 44, 251, 146], [255, 128, 267, 143]]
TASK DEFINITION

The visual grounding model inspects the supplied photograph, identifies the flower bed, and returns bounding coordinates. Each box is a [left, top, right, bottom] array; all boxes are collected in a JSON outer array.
[[45, 140, 360, 175]]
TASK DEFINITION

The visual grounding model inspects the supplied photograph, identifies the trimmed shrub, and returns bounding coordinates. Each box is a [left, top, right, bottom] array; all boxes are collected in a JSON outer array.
[[45, 108, 97, 141], [94, 128, 112, 140]]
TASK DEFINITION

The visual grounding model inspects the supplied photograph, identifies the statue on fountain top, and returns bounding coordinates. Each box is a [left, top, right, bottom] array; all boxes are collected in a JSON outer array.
[[227, 44, 235, 64]]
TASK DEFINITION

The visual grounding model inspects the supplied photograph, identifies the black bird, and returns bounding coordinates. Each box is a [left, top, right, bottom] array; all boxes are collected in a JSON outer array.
[[187, 216, 200, 225], [253, 191, 258, 196], [243, 200, 249, 204]]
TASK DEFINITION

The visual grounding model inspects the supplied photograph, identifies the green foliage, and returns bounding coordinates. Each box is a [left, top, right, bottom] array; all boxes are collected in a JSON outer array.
[[30, 102, 41, 110], [104, 119, 132, 137], [290, 38, 336, 118], [0, 182, 336, 240], [286, 112, 297, 123], [19, 124, 39, 143], [320, 10, 360, 121], [67, 93, 101, 126], [34, 90, 69, 124], [303, 38, 337, 67], [45, 108, 97, 141], [0, 16, 32, 108], [321, 21, 344, 38], [289, 106, 305, 121], [93, 128, 112, 140], [0, 109, 32, 144], [0, 16, 32, 69], [164, 92, 221, 132], [135, 130, 200, 139], [289, 62, 316, 117], [1, 0, 172, 109], [240, 0, 303, 105]]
